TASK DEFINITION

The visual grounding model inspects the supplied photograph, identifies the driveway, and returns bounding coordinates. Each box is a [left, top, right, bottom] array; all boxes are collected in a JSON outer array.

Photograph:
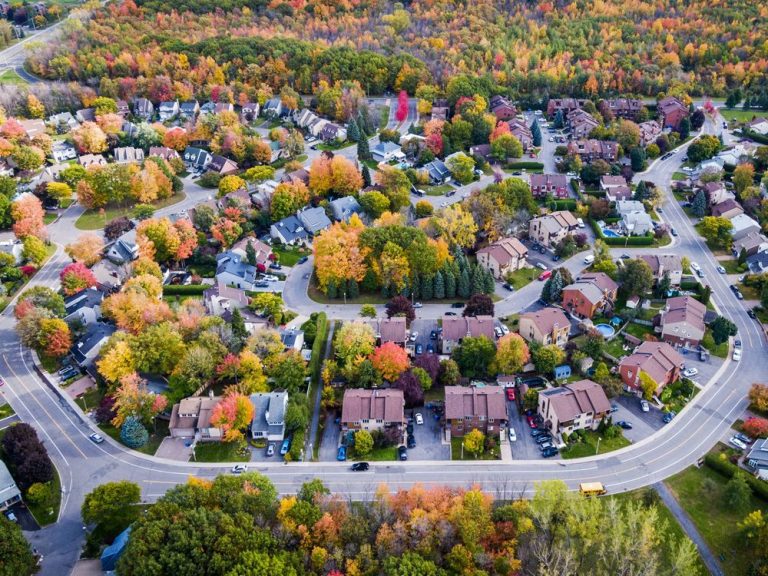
[[409, 318, 439, 355], [405, 407, 449, 461], [155, 437, 192, 461], [506, 398, 553, 460], [318, 413, 341, 462], [6, 502, 39, 531], [611, 394, 664, 444]]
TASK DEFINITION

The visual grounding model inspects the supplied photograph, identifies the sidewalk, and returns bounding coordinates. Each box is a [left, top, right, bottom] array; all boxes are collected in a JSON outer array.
[[654, 482, 723, 576]]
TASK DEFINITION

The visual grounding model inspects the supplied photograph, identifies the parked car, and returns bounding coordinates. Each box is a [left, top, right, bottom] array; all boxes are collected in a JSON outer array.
[[409, 331, 419, 342], [269, 263, 282, 270], [717, 265, 726, 274], [231, 464, 248, 474], [616, 421, 633, 430], [494, 326, 503, 338], [662, 411, 676, 424], [451, 302, 464, 308], [415, 343, 423, 355], [407, 434, 416, 449], [531, 428, 545, 437], [426, 343, 435, 353], [413, 302, 423, 309], [748, 309, 757, 319], [735, 432, 753, 445], [430, 330, 438, 340], [500, 325, 510, 335], [539, 441, 554, 451], [503, 283, 514, 291], [89, 433, 105, 444], [505, 388, 515, 401], [733, 348, 742, 361], [280, 438, 291, 455], [351, 462, 369, 471], [445, 312, 457, 316], [610, 403, 619, 413], [536, 434, 553, 444], [527, 416, 538, 429], [640, 399, 650, 412], [541, 446, 558, 458], [3, 510, 17, 523], [508, 427, 517, 442], [398, 446, 408, 460], [730, 436, 747, 451], [297, 256, 308, 264], [265, 443, 275, 456], [682, 368, 698, 378], [415, 413, 424, 425], [690, 262, 701, 273], [406, 422, 414, 435], [734, 339, 742, 350], [670, 228, 678, 237]]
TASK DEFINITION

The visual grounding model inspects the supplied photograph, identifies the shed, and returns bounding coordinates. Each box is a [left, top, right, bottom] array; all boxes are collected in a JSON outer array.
[[554, 365, 572, 380]]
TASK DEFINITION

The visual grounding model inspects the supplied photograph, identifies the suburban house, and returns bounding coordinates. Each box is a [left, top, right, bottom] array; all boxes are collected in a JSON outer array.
[[320, 123, 347, 143], [507, 118, 533, 150], [148, 146, 180, 162], [490, 95, 516, 120], [444, 385, 507, 438], [431, 105, 449, 121], [369, 317, 408, 347], [280, 329, 305, 352], [270, 215, 309, 245], [52, 141, 77, 163], [75, 108, 95, 123], [231, 237, 272, 267], [639, 254, 684, 286], [519, 307, 571, 348], [263, 98, 284, 119], [169, 396, 223, 440], [105, 236, 139, 265], [329, 196, 362, 222], [440, 315, 496, 354], [113, 147, 145, 164], [476, 237, 528, 279], [47, 112, 79, 133], [658, 96, 688, 130], [730, 213, 762, 241], [567, 140, 618, 162], [372, 141, 405, 163], [214, 103, 234, 115], [703, 182, 733, 206], [158, 100, 180, 121], [561, 273, 618, 320], [79, 154, 107, 168], [530, 174, 568, 199], [469, 144, 491, 160], [732, 232, 768, 258], [133, 98, 154, 120], [17, 119, 45, 139], [0, 240, 23, 264], [711, 198, 744, 219], [638, 120, 662, 146], [215, 251, 259, 291], [298, 207, 332, 236], [203, 282, 250, 316], [64, 287, 104, 326], [747, 118, 768, 135], [249, 392, 288, 442], [600, 175, 627, 194], [747, 439, 768, 479], [547, 98, 586, 117], [116, 100, 130, 116], [72, 323, 116, 368], [218, 189, 252, 211], [179, 100, 200, 120], [747, 252, 768, 274], [657, 296, 706, 347], [567, 109, 599, 139], [0, 461, 21, 511], [603, 98, 643, 120], [340, 388, 405, 433], [616, 200, 653, 235], [121, 121, 139, 139], [282, 168, 311, 187], [208, 155, 239, 176], [183, 147, 213, 171], [528, 211, 578, 248], [618, 341, 684, 395], [538, 379, 611, 437], [223, 307, 267, 335], [423, 159, 451, 184]]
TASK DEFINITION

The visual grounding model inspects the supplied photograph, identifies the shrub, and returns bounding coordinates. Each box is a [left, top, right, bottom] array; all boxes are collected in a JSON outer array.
[[705, 453, 768, 502], [120, 416, 149, 449], [198, 172, 221, 189], [162, 284, 208, 295]]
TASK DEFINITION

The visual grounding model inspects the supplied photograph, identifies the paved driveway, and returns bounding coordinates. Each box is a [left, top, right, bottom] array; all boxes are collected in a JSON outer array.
[[318, 414, 341, 462], [611, 394, 664, 444], [406, 407, 449, 461], [155, 437, 192, 461], [506, 399, 553, 460], [409, 318, 439, 355]]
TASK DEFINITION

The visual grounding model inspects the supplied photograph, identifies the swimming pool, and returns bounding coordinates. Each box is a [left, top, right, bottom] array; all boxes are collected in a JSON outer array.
[[601, 228, 621, 238], [595, 323, 616, 338]]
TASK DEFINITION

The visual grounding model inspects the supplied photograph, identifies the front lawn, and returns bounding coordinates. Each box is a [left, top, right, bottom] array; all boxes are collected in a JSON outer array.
[[0, 403, 15, 419], [75, 192, 186, 230], [273, 245, 310, 266], [424, 184, 454, 196], [451, 436, 501, 460], [194, 441, 250, 462], [560, 428, 630, 459], [721, 259, 748, 275], [504, 266, 538, 290], [671, 171, 688, 181], [353, 446, 397, 461], [316, 140, 356, 152], [27, 465, 61, 527], [666, 463, 768, 576], [719, 108, 763, 123], [701, 330, 728, 358]]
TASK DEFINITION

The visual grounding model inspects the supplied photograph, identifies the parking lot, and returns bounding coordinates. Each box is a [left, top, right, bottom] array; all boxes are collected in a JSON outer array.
[[404, 407, 450, 460], [409, 318, 440, 355], [611, 394, 665, 443]]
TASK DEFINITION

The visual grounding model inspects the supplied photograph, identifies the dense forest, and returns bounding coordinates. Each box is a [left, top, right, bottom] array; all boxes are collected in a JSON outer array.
[[25, 0, 768, 103]]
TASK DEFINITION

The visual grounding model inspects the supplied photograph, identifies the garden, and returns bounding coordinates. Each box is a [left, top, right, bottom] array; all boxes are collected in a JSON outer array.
[[560, 425, 630, 459], [451, 429, 501, 460]]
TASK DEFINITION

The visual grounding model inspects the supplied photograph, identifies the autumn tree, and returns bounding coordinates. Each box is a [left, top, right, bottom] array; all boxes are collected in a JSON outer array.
[[432, 204, 478, 248], [136, 218, 180, 262], [72, 121, 108, 153], [733, 163, 755, 195], [60, 262, 97, 295], [271, 180, 309, 221], [385, 295, 415, 326], [11, 194, 46, 240], [66, 233, 104, 266], [492, 333, 530, 375], [463, 429, 485, 458], [210, 393, 254, 441], [335, 321, 376, 366], [112, 373, 168, 427], [370, 342, 410, 382], [395, 90, 408, 123], [743, 417, 768, 439]]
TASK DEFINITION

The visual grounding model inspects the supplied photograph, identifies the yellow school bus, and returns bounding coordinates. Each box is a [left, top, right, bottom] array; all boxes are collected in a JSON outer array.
[[579, 482, 607, 496]]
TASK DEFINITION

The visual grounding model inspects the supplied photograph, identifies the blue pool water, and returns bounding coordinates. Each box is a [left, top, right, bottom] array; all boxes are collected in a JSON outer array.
[[595, 323, 616, 338], [601, 228, 621, 238]]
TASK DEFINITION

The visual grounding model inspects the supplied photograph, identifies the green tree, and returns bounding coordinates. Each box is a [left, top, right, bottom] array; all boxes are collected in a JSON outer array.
[[354, 429, 374, 456], [725, 473, 752, 511], [594, 361, 610, 384], [679, 117, 691, 139], [490, 133, 523, 162], [700, 216, 733, 250], [362, 164, 372, 187], [691, 190, 707, 218], [433, 270, 445, 299], [439, 358, 460, 385], [446, 152, 475, 185], [530, 119, 542, 146], [0, 515, 37, 576], [360, 304, 377, 318], [710, 315, 737, 345], [357, 135, 371, 161], [120, 416, 149, 448], [22, 235, 47, 265], [458, 267, 471, 298], [451, 336, 496, 379], [618, 259, 654, 298], [630, 147, 646, 171], [463, 429, 485, 458], [532, 344, 565, 375]]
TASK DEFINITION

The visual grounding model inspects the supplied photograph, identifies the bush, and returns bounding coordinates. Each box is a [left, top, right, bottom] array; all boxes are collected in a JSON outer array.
[[307, 313, 328, 388], [120, 416, 149, 449], [505, 161, 544, 170], [288, 429, 305, 461], [162, 284, 208, 296], [705, 453, 768, 502], [1, 423, 54, 490], [198, 172, 221, 189]]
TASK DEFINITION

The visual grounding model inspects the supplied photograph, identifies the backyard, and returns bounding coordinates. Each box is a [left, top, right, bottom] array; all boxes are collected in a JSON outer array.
[[75, 191, 186, 230], [273, 245, 310, 266], [504, 266, 538, 290], [560, 429, 630, 459]]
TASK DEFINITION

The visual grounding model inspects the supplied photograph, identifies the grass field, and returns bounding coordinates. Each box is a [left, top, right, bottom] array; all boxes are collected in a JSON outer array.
[[451, 437, 501, 460], [273, 245, 310, 266], [424, 184, 454, 196], [560, 429, 630, 459], [0, 403, 15, 419], [666, 463, 768, 576], [75, 192, 185, 230], [0, 70, 27, 85], [720, 108, 765, 123], [672, 172, 688, 181], [352, 446, 397, 461], [316, 140, 356, 152], [504, 266, 539, 290], [701, 330, 728, 358], [307, 282, 387, 305], [194, 441, 250, 462], [721, 258, 748, 274], [27, 466, 61, 527]]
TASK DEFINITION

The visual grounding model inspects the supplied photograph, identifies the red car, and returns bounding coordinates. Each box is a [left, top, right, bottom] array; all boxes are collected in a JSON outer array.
[[526, 416, 537, 429], [506, 388, 515, 401]]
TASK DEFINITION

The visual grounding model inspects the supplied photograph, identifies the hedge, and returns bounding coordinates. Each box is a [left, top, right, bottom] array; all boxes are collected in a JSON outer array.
[[704, 453, 768, 502], [162, 284, 208, 295], [307, 312, 328, 389], [549, 199, 577, 211], [506, 161, 545, 170], [602, 235, 654, 246], [743, 129, 768, 145]]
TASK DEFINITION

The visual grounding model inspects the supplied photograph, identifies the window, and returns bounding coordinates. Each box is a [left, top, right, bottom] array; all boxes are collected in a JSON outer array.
[[488, 419, 494, 424], [362, 419, 369, 424]]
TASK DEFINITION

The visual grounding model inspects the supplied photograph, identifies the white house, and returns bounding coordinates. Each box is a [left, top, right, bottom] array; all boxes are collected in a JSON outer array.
[[158, 100, 180, 121], [371, 141, 405, 163]]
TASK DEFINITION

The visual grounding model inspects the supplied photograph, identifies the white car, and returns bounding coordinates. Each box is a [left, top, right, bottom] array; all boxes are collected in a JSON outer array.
[[409, 331, 419, 342], [640, 400, 650, 412], [682, 368, 698, 378], [415, 413, 424, 425], [500, 325, 510, 335], [733, 348, 742, 361], [89, 433, 105, 444], [729, 436, 747, 451], [494, 326, 503, 338], [413, 302, 423, 309], [263, 275, 278, 282], [690, 262, 701, 272], [716, 266, 726, 274], [231, 464, 248, 474], [508, 427, 517, 442]]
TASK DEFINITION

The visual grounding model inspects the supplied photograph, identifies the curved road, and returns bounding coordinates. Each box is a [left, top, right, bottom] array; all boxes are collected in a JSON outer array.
[[0, 114, 762, 575]]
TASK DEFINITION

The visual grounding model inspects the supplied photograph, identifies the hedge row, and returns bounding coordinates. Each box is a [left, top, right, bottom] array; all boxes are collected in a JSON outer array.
[[704, 453, 768, 502], [307, 312, 329, 389], [506, 161, 545, 170], [602, 235, 654, 246], [549, 199, 578, 211], [162, 284, 208, 295], [743, 129, 768, 145]]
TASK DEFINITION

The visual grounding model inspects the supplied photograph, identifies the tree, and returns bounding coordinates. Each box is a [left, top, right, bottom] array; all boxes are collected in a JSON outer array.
[[16, 286, 65, 318], [691, 189, 707, 217], [490, 133, 522, 162], [699, 216, 733, 250], [385, 295, 415, 326], [370, 342, 410, 382], [710, 315, 737, 345], [120, 416, 149, 449], [725, 473, 752, 511], [60, 262, 97, 295], [82, 480, 142, 533], [46, 181, 72, 203], [618, 259, 654, 298], [357, 134, 371, 161], [72, 121, 108, 153], [267, 351, 306, 393], [359, 190, 390, 218], [354, 430, 374, 456], [66, 233, 104, 266], [394, 369, 424, 407], [395, 90, 408, 122], [218, 175, 246, 197], [313, 218, 367, 294], [532, 344, 565, 375], [22, 235, 47, 266], [112, 373, 168, 427], [687, 135, 720, 163], [335, 321, 376, 366], [270, 181, 309, 221], [0, 515, 37, 575], [432, 204, 478, 248], [679, 117, 691, 139], [452, 336, 496, 379], [733, 163, 755, 195], [639, 371, 657, 400], [414, 200, 433, 218], [616, 119, 641, 150], [463, 429, 485, 458], [462, 293, 494, 317], [749, 384, 768, 413], [11, 195, 46, 240], [446, 152, 475, 185], [743, 417, 768, 438], [530, 118, 542, 146], [492, 333, 530, 375], [594, 361, 611, 384], [210, 393, 255, 442], [439, 358, 461, 386], [38, 318, 72, 358], [630, 147, 646, 172], [360, 304, 377, 318]]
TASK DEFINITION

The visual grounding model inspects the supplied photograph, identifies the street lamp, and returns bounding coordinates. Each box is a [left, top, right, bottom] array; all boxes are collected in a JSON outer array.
[[461, 442, 465, 459], [596, 436, 602, 455]]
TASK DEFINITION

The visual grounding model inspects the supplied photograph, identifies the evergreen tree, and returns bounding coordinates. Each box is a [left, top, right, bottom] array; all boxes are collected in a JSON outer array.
[[654, 271, 672, 299], [231, 308, 247, 350], [540, 278, 552, 303], [633, 181, 648, 201], [411, 274, 422, 300], [679, 117, 691, 139], [245, 240, 257, 267], [471, 265, 485, 295], [738, 247, 747, 265], [549, 271, 564, 302], [357, 111, 371, 136], [347, 118, 360, 142], [357, 136, 371, 161], [362, 164, 372, 188], [691, 190, 707, 217], [553, 109, 564, 129], [483, 269, 495, 294], [347, 279, 359, 299], [530, 119, 542, 146], [327, 279, 337, 299], [458, 267, 471, 298], [361, 269, 377, 292], [630, 147, 646, 172], [421, 274, 433, 301], [699, 284, 712, 305], [444, 265, 457, 298], [433, 270, 445, 299]]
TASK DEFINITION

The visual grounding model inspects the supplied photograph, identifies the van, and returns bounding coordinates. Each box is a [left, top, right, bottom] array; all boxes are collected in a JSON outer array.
[[576, 218, 585, 229], [583, 255, 595, 265], [538, 270, 552, 281], [579, 482, 607, 496]]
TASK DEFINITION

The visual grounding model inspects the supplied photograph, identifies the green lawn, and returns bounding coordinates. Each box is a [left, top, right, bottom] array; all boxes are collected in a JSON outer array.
[[604, 336, 630, 360], [0, 403, 15, 419], [353, 446, 397, 461], [43, 213, 58, 225], [719, 108, 764, 123], [701, 330, 728, 358], [672, 172, 688, 181], [666, 463, 768, 576], [738, 281, 760, 301], [0, 70, 27, 85], [623, 322, 654, 340], [424, 184, 455, 196], [451, 437, 501, 461], [273, 245, 310, 266], [27, 466, 61, 527], [610, 489, 708, 575], [378, 105, 390, 129], [194, 441, 250, 462], [505, 266, 539, 290], [317, 141, 356, 152], [721, 259, 748, 275], [560, 429, 630, 459], [307, 282, 387, 305], [75, 192, 186, 230]]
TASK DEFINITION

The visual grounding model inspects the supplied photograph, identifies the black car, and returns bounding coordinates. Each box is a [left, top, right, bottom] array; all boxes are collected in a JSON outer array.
[[617, 421, 633, 430], [530, 429, 545, 437], [297, 256, 308, 264], [398, 446, 408, 461], [406, 422, 414, 435], [445, 312, 457, 316], [662, 411, 676, 424], [430, 330, 438, 340], [670, 228, 678, 237], [552, 254, 560, 262], [269, 263, 282, 270], [451, 302, 464, 308], [748, 309, 757, 319], [407, 434, 416, 449], [730, 285, 740, 294], [503, 283, 514, 291], [535, 435, 553, 444], [351, 462, 369, 471], [541, 446, 558, 458]]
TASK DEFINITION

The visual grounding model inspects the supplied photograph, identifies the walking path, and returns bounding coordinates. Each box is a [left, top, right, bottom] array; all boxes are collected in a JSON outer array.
[[304, 322, 335, 461], [654, 482, 723, 576]]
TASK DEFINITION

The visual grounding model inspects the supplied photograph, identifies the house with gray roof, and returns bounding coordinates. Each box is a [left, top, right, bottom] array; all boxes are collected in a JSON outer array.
[[215, 251, 258, 291], [52, 141, 77, 163], [183, 147, 212, 171], [298, 207, 332, 235], [270, 215, 308, 245], [731, 213, 761, 241], [263, 98, 284, 119], [133, 98, 154, 120], [372, 141, 404, 163], [76, 108, 96, 123], [208, 154, 238, 176], [179, 100, 200, 120], [422, 159, 451, 184], [249, 392, 288, 441], [747, 251, 768, 274], [280, 329, 304, 351], [0, 461, 21, 511], [72, 322, 116, 368], [158, 100, 179, 121], [47, 111, 79, 133], [113, 147, 145, 164], [747, 439, 768, 479], [121, 121, 139, 140], [64, 287, 105, 326], [106, 235, 139, 265], [203, 282, 250, 316], [329, 196, 362, 222]]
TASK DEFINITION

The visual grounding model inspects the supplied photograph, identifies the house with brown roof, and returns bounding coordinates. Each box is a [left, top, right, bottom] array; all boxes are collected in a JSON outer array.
[[711, 198, 744, 220], [561, 273, 618, 319], [507, 118, 533, 150], [547, 98, 586, 117], [340, 389, 405, 433], [203, 282, 250, 316], [148, 146, 180, 162], [567, 109, 600, 139], [208, 155, 239, 176], [603, 98, 643, 120], [657, 296, 706, 347], [367, 317, 408, 347], [538, 379, 611, 437], [702, 182, 732, 206], [440, 315, 496, 354], [639, 120, 662, 146], [477, 237, 528, 279], [530, 174, 568, 198], [658, 96, 689, 131], [732, 232, 768, 258], [519, 307, 571, 348], [618, 341, 684, 395], [600, 175, 632, 202], [444, 385, 507, 437], [431, 106, 449, 121], [282, 168, 310, 187], [567, 140, 618, 162], [169, 396, 223, 440], [231, 237, 272, 267], [529, 211, 578, 248], [490, 95, 517, 121], [639, 254, 683, 286]]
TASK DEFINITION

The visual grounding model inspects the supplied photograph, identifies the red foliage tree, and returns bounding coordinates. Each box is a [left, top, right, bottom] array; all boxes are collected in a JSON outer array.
[[369, 342, 409, 382], [11, 195, 47, 240], [60, 262, 97, 296], [743, 417, 768, 439], [395, 90, 409, 123]]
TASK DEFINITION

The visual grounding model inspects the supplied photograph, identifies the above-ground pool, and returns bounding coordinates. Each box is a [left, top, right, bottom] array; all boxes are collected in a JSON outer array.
[[601, 228, 621, 238], [595, 323, 616, 338]]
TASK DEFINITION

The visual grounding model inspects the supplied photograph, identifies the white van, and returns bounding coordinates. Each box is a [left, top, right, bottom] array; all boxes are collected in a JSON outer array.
[[576, 218, 585, 228], [583, 255, 595, 265]]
